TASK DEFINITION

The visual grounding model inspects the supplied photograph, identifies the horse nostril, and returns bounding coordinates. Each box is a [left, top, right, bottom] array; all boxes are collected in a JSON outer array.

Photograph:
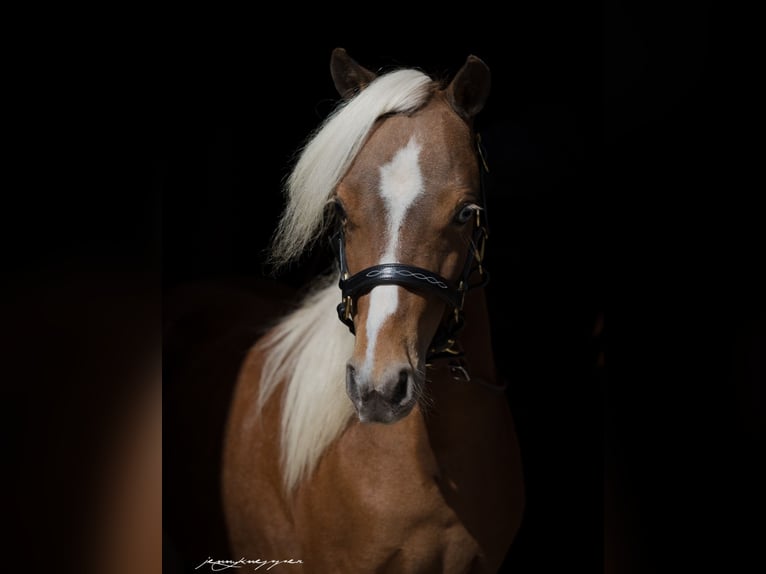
[[390, 369, 410, 404], [346, 364, 360, 404]]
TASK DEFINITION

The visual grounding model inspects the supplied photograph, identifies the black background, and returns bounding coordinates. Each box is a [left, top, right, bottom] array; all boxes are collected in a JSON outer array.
[[3, 3, 763, 573]]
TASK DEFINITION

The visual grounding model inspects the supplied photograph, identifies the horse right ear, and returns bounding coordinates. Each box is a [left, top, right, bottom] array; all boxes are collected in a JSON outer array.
[[330, 48, 377, 99]]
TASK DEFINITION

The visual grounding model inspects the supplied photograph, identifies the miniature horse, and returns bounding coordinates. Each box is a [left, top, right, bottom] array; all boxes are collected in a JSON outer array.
[[222, 48, 524, 573]]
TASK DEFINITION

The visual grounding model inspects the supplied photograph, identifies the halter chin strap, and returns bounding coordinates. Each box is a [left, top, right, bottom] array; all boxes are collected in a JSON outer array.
[[334, 134, 491, 362]]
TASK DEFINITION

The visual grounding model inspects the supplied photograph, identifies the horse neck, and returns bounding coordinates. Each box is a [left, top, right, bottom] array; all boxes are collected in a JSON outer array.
[[420, 285, 510, 467]]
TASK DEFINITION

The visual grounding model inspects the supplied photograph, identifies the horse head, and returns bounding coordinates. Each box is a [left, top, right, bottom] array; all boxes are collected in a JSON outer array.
[[329, 48, 491, 423]]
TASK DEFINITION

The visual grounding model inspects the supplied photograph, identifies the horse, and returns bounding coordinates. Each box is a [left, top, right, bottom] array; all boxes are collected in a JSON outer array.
[[221, 47, 525, 573]]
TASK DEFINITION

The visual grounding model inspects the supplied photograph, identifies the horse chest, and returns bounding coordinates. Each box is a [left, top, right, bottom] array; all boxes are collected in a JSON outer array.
[[289, 407, 515, 573]]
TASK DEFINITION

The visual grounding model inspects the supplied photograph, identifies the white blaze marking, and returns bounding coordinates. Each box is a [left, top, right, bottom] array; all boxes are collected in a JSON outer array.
[[362, 137, 423, 380]]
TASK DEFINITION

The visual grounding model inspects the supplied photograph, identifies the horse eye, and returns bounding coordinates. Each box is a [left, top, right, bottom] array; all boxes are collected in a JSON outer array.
[[333, 200, 347, 222], [454, 204, 476, 225]]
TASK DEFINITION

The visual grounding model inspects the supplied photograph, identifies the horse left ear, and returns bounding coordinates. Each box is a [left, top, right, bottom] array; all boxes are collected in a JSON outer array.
[[330, 47, 377, 99], [446, 55, 491, 120]]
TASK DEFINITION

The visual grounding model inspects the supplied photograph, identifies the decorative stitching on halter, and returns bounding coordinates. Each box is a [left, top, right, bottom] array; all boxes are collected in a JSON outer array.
[[365, 268, 449, 289]]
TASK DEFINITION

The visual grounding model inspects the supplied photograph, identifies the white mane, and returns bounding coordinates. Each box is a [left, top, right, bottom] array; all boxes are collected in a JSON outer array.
[[257, 275, 355, 493], [257, 68, 435, 493]]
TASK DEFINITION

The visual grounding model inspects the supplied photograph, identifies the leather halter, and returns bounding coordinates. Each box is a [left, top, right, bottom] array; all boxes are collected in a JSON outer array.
[[335, 135, 491, 362]]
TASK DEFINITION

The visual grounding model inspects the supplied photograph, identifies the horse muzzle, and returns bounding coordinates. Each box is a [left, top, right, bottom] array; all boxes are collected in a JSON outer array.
[[346, 363, 418, 424]]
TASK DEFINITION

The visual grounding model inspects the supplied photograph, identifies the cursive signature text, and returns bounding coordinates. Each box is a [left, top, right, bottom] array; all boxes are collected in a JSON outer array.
[[196, 557, 303, 571]]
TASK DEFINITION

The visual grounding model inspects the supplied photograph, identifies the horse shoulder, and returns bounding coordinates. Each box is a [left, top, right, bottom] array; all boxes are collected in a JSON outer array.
[[221, 335, 299, 557], [426, 379, 526, 569]]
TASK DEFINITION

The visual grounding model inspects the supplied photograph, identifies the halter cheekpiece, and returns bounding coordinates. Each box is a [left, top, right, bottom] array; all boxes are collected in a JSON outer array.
[[334, 134, 491, 362]]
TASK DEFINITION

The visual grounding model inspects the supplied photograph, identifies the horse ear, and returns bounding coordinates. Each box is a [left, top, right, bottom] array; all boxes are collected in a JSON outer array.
[[330, 47, 377, 99], [446, 55, 491, 120]]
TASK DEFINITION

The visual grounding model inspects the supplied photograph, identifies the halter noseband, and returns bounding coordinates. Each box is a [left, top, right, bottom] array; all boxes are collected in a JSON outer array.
[[335, 135, 491, 362]]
